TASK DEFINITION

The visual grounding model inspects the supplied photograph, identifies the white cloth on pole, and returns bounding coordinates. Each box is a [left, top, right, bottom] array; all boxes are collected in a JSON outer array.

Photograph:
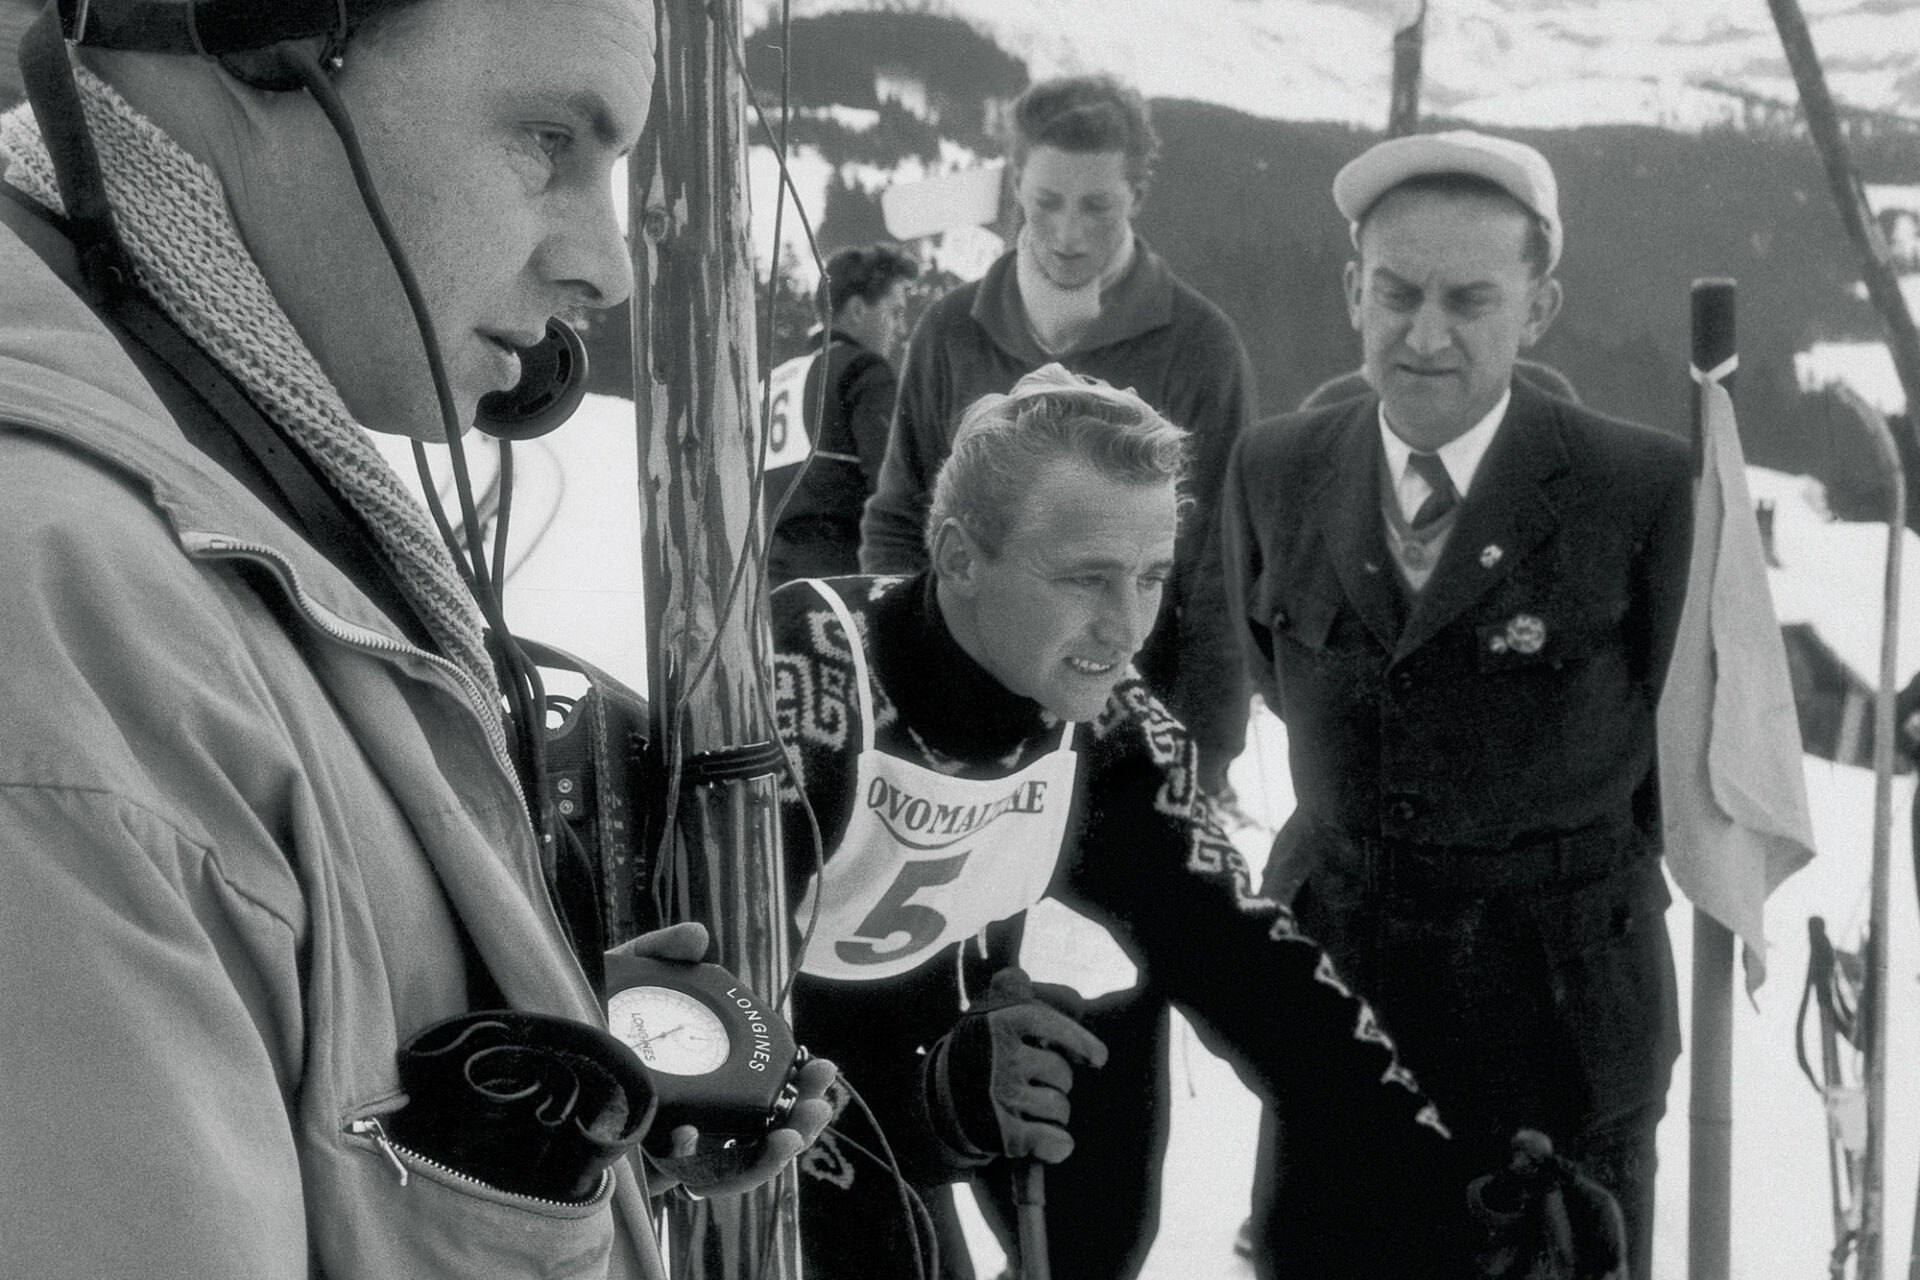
[[1658, 378, 1817, 992]]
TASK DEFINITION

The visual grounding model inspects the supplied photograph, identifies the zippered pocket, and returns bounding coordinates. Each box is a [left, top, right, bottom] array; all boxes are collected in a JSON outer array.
[[346, 1116, 615, 1213], [335, 1112, 620, 1279]]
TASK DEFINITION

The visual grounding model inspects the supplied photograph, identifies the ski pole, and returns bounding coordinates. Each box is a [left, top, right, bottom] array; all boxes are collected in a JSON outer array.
[[1014, 1160, 1050, 1280]]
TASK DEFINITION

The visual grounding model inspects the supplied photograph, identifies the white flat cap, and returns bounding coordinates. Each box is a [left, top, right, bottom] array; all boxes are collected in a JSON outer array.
[[1333, 129, 1562, 269]]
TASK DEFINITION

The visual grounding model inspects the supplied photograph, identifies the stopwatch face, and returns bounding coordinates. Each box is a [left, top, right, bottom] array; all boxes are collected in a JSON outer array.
[[609, 984, 732, 1076]]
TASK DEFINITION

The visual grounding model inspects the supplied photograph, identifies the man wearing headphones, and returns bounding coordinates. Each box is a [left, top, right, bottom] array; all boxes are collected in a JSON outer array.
[[0, 3, 829, 1277]]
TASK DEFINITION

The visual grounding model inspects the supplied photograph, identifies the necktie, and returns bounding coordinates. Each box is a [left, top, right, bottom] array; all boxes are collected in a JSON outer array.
[[1406, 451, 1459, 530]]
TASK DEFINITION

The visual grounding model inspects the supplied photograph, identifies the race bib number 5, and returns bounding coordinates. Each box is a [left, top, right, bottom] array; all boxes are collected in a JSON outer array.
[[833, 852, 970, 967]]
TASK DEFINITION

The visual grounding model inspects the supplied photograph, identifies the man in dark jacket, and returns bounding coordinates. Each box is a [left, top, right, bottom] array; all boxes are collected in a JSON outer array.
[[767, 243, 919, 583], [857, 73, 1252, 795], [1223, 130, 1693, 1280]]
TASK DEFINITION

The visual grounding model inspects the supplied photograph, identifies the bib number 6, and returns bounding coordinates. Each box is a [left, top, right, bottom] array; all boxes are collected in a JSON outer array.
[[833, 852, 970, 967]]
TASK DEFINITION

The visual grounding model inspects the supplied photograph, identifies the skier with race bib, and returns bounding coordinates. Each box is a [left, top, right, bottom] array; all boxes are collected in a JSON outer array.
[[771, 365, 1564, 1280], [764, 243, 920, 585]]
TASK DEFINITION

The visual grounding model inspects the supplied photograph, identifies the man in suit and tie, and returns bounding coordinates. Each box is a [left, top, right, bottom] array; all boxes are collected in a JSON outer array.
[[1222, 131, 1693, 1280]]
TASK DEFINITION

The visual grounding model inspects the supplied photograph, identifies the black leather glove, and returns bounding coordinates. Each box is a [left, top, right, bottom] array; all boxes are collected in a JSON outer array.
[[388, 1010, 657, 1202], [921, 967, 1108, 1164], [1468, 1130, 1629, 1280]]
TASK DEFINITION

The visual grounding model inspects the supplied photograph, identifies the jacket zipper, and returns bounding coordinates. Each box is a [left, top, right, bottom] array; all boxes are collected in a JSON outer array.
[[345, 1117, 609, 1208], [179, 531, 526, 817], [185, 529, 600, 1009]]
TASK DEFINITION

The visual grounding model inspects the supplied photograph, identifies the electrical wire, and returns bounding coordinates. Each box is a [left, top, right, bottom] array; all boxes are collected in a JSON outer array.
[[491, 441, 515, 591], [288, 45, 558, 897], [837, 1076, 943, 1280], [644, 0, 836, 1002], [721, 0, 838, 1000], [299, 21, 945, 1280]]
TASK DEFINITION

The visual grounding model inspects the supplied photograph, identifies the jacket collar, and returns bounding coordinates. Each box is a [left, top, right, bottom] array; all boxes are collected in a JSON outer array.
[[871, 571, 1052, 761], [0, 222, 422, 654], [969, 235, 1177, 366], [1312, 397, 1406, 653]]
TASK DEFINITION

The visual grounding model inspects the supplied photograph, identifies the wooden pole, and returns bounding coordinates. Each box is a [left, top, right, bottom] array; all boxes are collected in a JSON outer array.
[[1765, 0, 1920, 422], [1840, 383, 1907, 1280], [1387, 0, 1426, 139], [1687, 279, 1737, 1280], [1764, 4, 1920, 1274], [629, 0, 798, 1276]]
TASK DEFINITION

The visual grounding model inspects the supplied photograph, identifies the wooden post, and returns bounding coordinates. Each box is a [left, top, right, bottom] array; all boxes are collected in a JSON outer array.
[[629, 0, 798, 1276], [1765, 0, 1920, 421], [1764, 4, 1920, 1274], [1387, 0, 1426, 139], [1687, 279, 1737, 1280], [1841, 383, 1907, 1280]]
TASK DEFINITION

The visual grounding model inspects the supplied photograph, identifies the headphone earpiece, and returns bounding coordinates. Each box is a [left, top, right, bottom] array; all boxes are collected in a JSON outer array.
[[475, 318, 590, 441]]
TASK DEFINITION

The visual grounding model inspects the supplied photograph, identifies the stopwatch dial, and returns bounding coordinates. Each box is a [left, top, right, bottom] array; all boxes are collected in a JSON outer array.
[[609, 985, 732, 1075]]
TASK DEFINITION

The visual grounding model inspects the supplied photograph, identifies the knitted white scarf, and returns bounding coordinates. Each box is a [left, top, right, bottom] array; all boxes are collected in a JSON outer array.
[[0, 67, 497, 700], [1014, 221, 1136, 357]]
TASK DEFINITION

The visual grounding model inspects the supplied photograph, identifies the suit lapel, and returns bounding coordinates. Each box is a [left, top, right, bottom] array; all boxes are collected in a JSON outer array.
[[1395, 385, 1576, 660], [1310, 398, 1405, 653]]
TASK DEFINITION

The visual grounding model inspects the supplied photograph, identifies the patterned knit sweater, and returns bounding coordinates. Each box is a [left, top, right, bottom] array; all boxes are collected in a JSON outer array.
[[771, 573, 1468, 1266]]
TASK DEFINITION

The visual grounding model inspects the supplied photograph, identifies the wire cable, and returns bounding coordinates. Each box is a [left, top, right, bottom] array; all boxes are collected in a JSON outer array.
[[289, 45, 558, 900], [837, 1075, 943, 1280]]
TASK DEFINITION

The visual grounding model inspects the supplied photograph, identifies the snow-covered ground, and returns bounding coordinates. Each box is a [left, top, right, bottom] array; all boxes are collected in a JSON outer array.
[[1050, 711, 1920, 1280], [385, 402, 1920, 1277], [954, 465, 1920, 1280]]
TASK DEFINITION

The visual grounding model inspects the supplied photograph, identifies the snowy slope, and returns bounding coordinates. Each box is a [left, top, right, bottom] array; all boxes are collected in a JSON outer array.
[[947, 461, 1920, 1279], [374, 392, 1920, 1277], [1119, 467, 1920, 1280], [743, 0, 1920, 130]]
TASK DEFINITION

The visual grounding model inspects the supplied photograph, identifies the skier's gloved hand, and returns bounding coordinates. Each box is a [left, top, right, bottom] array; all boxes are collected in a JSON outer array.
[[920, 967, 1108, 1164], [1468, 1130, 1629, 1280]]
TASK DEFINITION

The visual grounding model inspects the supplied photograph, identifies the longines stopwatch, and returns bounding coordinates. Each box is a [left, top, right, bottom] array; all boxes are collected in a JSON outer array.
[[604, 953, 804, 1139]]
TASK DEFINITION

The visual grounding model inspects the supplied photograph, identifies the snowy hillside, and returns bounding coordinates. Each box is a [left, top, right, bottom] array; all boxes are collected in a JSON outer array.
[[1079, 463, 1920, 1280], [378, 389, 1920, 1279], [743, 0, 1920, 131]]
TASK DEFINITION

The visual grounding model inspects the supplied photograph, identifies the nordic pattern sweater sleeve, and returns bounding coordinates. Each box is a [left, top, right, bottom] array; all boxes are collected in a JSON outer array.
[[771, 577, 1474, 1266], [770, 577, 999, 1188], [1065, 680, 1475, 1270]]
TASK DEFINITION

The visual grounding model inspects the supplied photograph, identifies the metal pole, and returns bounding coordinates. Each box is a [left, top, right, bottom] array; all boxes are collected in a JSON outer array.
[[1833, 384, 1907, 1280], [1764, 3, 1920, 1272], [1687, 278, 1737, 1280], [1387, 0, 1426, 139], [1014, 1162, 1050, 1280], [629, 0, 797, 1275], [1765, 0, 1920, 430]]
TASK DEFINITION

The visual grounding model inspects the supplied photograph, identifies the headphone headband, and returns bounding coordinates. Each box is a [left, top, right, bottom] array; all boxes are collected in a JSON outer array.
[[61, 0, 394, 56]]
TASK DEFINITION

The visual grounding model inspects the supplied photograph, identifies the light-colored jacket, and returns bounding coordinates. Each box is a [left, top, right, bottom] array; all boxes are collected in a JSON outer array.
[[0, 221, 664, 1278]]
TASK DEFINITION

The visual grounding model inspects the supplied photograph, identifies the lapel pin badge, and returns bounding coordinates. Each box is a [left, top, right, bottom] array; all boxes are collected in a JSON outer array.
[[1503, 613, 1546, 655], [1479, 544, 1503, 569]]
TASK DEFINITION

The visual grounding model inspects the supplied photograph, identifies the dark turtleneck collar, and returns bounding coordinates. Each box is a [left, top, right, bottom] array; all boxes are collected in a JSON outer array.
[[869, 571, 1053, 761]]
